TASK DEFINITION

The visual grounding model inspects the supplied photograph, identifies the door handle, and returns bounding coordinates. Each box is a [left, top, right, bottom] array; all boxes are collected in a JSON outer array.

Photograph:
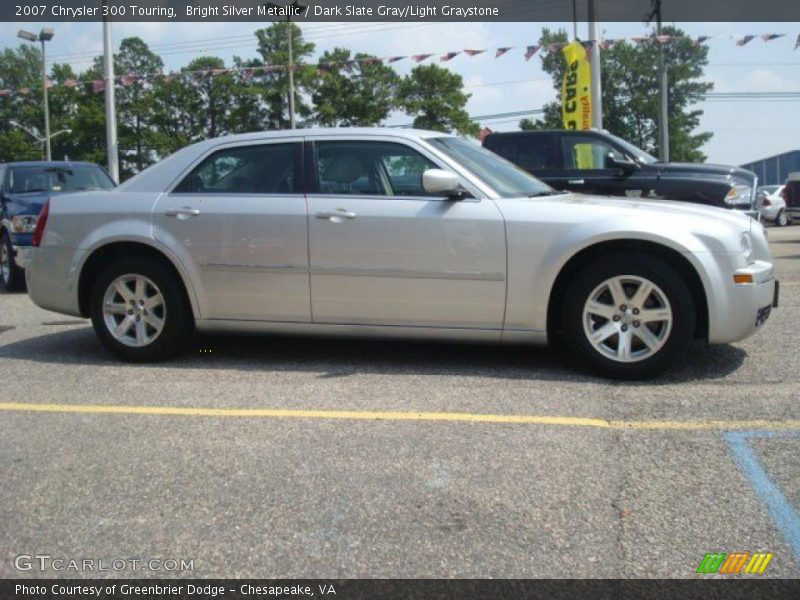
[[567, 179, 585, 185], [315, 208, 356, 221], [165, 207, 201, 219]]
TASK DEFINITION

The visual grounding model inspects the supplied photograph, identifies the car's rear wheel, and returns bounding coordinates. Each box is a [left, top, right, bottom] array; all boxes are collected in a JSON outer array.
[[776, 210, 788, 227], [0, 231, 24, 292], [90, 258, 193, 361], [561, 254, 696, 379]]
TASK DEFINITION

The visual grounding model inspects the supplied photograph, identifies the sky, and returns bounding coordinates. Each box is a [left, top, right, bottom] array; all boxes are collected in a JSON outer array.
[[1, 20, 798, 165]]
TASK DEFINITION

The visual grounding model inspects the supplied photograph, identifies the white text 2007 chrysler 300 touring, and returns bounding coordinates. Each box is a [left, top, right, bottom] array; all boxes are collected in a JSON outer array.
[[25, 129, 778, 378]]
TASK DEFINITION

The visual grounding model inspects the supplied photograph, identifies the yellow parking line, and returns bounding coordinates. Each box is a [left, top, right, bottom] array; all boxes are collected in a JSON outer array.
[[1, 402, 799, 431]]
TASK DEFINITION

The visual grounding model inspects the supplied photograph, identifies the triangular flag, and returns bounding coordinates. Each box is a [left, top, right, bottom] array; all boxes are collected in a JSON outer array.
[[387, 56, 406, 63], [359, 57, 381, 65], [736, 35, 755, 46], [694, 35, 711, 46], [119, 75, 136, 86], [631, 36, 649, 45], [495, 47, 512, 58], [344, 59, 357, 71], [795, 33, 800, 50], [760, 33, 784, 42], [63, 79, 78, 88], [463, 49, 485, 56], [411, 54, 432, 63], [91, 80, 104, 93], [524, 45, 540, 61], [599, 39, 616, 50], [440, 51, 459, 62], [0, 89, 9, 96], [656, 35, 671, 44], [240, 68, 254, 79], [580, 40, 595, 57]]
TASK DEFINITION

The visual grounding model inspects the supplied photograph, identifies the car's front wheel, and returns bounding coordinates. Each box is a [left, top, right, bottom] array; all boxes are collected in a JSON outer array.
[[0, 231, 24, 291], [90, 258, 193, 361], [561, 254, 696, 379]]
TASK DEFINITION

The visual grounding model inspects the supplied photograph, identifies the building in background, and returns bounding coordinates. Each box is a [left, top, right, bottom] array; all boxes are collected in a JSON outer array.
[[741, 150, 800, 186]]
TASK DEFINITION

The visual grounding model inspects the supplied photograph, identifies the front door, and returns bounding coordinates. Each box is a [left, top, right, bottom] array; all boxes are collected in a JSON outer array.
[[305, 137, 507, 329], [153, 139, 310, 322]]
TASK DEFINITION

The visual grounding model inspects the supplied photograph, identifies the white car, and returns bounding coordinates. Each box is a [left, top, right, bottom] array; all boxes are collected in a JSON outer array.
[[757, 185, 789, 226], [24, 129, 778, 379]]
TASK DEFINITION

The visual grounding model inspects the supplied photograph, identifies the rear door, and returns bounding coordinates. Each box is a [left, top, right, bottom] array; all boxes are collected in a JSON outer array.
[[153, 138, 310, 322], [305, 136, 507, 330]]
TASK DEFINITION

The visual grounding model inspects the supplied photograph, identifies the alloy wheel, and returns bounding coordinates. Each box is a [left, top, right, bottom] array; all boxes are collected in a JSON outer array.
[[582, 275, 673, 363], [102, 274, 166, 347]]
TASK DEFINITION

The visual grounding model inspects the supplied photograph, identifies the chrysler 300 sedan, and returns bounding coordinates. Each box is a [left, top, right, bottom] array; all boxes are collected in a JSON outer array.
[[25, 129, 778, 378]]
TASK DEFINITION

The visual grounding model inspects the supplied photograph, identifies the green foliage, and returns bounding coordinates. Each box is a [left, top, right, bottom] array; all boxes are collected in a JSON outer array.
[[0, 25, 486, 176], [312, 48, 399, 126], [521, 27, 713, 162], [397, 64, 478, 136]]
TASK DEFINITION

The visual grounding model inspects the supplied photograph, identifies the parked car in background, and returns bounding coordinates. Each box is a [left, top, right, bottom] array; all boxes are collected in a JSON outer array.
[[0, 161, 115, 290], [24, 129, 777, 379], [783, 173, 800, 221], [757, 185, 789, 226], [483, 130, 759, 218]]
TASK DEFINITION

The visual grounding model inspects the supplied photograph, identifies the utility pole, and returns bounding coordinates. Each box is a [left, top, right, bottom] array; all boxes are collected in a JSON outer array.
[[587, 0, 602, 130], [572, 0, 578, 40], [287, 17, 295, 129], [652, 0, 669, 161], [103, 15, 119, 183], [17, 28, 54, 161]]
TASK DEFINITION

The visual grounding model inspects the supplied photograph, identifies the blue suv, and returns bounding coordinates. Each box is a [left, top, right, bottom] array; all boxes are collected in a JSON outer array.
[[0, 161, 115, 290]]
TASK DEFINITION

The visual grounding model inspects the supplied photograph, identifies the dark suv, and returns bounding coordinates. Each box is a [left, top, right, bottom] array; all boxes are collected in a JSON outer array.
[[483, 130, 758, 217]]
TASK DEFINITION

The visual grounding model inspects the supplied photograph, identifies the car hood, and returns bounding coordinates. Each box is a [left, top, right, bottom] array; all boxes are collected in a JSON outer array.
[[532, 192, 753, 230], [654, 161, 756, 183]]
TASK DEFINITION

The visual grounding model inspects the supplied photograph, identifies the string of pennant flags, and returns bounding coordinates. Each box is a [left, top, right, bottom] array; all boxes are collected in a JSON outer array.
[[1, 32, 798, 98]]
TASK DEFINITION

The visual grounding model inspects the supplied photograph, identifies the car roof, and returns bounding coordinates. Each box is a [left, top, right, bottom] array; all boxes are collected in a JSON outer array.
[[189, 127, 450, 146]]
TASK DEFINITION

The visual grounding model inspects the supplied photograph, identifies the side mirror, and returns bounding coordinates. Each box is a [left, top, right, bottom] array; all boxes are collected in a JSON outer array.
[[422, 169, 465, 198], [607, 152, 639, 173]]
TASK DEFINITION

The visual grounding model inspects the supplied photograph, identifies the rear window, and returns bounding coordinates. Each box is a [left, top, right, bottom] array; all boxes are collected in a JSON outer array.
[[484, 134, 558, 171], [9, 165, 115, 194]]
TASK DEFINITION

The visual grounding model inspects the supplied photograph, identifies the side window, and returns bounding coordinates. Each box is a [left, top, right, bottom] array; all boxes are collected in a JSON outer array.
[[314, 141, 438, 197], [562, 136, 617, 170], [174, 143, 299, 194]]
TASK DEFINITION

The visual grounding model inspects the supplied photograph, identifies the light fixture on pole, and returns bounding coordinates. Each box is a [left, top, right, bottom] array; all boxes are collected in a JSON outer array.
[[18, 28, 55, 161], [9, 120, 71, 159], [265, 0, 307, 129]]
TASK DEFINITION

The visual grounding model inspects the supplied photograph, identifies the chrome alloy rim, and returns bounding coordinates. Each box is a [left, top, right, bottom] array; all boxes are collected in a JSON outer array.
[[0, 243, 9, 283], [102, 274, 166, 347], [582, 275, 673, 363]]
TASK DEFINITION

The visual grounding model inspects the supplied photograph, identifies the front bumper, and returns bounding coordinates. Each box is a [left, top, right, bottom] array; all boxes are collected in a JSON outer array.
[[708, 259, 777, 344]]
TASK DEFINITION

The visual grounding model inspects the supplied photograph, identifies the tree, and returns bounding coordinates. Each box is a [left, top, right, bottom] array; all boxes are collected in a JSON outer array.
[[0, 44, 45, 162], [252, 23, 316, 128], [312, 48, 399, 126], [113, 37, 164, 177], [397, 64, 478, 136], [521, 27, 713, 161]]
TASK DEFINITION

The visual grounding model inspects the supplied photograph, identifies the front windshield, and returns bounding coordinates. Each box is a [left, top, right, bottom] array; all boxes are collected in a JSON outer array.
[[427, 136, 556, 198], [9, 165, 115, 194], [605, 133, 659, 165]]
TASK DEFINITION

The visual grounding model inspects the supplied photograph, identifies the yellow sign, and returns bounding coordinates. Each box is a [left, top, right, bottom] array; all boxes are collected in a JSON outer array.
[[561, 41, 592, 131]]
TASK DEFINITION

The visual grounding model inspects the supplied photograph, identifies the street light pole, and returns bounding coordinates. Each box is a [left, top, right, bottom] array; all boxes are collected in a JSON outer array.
[[103, 16, 119, 184], [18, 28, 54, 161], [651, 0, 669, 162], [40, 38, 51, 161]]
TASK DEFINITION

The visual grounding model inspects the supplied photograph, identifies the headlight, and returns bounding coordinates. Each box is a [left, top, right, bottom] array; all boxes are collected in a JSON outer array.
[[11, 215, 38, 233], [740, 232, 753, 263], [725, 184, 752, 207]]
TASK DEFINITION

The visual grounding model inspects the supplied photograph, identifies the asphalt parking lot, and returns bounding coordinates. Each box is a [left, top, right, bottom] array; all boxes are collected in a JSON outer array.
[[1, 225, 798, 579]]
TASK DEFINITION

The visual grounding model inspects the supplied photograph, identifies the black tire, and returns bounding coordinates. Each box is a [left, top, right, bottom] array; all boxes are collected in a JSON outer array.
[[89, 257, 193, 362], [0, 230, 25, 292], [776, 210, 788, 227], [560, 253, 696, 380]]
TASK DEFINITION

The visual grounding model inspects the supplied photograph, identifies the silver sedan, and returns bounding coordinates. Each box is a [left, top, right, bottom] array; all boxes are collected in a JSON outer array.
[[25, 128, 778, 379]]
